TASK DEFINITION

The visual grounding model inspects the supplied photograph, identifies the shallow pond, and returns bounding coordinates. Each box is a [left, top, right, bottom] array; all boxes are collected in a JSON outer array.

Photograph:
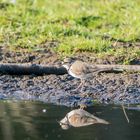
[[0, 101, 139, 140]]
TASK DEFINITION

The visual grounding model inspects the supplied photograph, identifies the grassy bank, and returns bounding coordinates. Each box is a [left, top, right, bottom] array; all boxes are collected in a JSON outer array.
[[0, 0, 140, 64]]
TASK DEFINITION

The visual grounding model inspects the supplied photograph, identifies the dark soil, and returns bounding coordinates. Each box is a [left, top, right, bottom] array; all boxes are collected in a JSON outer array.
[[0, 45, 140, 107]]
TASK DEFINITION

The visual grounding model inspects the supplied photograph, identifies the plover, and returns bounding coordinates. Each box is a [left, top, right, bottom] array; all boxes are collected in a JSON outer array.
[[62, 58, 109, 90]]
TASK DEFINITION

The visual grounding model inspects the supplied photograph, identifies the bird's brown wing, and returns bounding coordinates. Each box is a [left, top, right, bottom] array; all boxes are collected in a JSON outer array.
[[68, 109, 109, 127], [69, 61, 87, 76], [69, 113, 95, 127], [70, 61, 105, 76], [69, 112, 99, 127]]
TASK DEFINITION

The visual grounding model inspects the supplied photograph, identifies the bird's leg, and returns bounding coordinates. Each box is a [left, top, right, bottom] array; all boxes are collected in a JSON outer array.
[[75, 79, 85, 91], [79, 104, 87, 110], [80, 80, 85, 92], [74, 79, 84, 91]]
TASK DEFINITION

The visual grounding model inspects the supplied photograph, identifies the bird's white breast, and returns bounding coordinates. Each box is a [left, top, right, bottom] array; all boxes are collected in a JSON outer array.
[[68, 69, 81, 79]]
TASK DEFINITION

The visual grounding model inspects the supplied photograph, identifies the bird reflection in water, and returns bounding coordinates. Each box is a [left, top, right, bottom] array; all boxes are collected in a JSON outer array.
[[59, 109, 109, 130]]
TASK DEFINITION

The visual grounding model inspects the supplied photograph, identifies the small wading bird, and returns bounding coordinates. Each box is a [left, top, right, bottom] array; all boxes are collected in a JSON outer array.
[[59, 109, 109, 130], [62, 58, 111, 91]]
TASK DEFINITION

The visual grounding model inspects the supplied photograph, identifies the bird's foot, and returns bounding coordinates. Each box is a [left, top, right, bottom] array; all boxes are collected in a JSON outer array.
[[79, 104, 87, 110]]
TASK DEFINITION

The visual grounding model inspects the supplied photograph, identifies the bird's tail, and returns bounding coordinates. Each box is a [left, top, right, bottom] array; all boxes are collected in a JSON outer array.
[[91, 115, 110, 124], [95, 117, 110, 124]]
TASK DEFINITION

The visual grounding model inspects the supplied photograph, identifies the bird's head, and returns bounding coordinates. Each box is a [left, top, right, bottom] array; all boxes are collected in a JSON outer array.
[[62, 57, 75, 70], [59, 116, 70, 130]]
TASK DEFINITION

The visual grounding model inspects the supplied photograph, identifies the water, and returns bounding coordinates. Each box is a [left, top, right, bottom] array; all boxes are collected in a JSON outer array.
[[0, 101, 139, 140]]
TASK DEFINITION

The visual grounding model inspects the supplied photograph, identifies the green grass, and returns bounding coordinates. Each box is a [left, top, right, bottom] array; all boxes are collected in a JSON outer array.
[[0, 0, 140, 63]]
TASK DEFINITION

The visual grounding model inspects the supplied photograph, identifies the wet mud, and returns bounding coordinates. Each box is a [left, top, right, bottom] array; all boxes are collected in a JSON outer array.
[[0, 47, 140, 107]]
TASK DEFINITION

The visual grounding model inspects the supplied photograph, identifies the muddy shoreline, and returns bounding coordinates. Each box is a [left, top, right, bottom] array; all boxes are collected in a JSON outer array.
[[0, 47, 140, 107]]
